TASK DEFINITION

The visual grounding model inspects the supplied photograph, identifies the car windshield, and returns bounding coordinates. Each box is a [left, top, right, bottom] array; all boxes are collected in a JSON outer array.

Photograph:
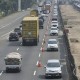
[[10, 33, 16, 36], [48, 40, 57, 44], [47, 62, 60, 67], [14, 28, 20, 32]]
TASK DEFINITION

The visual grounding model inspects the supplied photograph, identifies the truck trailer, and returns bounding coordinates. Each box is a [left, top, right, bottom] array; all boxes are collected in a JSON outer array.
[[22, 17, 39, 46]]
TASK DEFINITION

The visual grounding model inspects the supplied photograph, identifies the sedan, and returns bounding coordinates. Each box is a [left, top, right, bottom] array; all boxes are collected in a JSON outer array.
[[47, 39, 58, 51], [50, 27, 58, 36], [44, 59, 62, 78]]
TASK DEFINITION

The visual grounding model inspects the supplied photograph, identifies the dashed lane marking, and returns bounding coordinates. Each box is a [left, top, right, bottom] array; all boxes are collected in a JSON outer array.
[[33, 71, 36, 76], [39, 53, 41, 57], [36, 61, 38, 66], [17, 48, 19, 51], [0, 71, 3, 76]]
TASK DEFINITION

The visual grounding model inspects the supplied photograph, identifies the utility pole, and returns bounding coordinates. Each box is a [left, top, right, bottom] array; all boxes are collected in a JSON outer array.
[[18, 0, 21, 11]]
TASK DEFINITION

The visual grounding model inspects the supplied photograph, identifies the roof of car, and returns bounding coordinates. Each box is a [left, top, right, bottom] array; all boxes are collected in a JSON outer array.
[[48, 59, 59, 63], [48, 39, 57, 41]]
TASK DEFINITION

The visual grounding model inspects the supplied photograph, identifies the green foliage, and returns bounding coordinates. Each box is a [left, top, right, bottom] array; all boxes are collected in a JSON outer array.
[[0, 0, 35, 16]]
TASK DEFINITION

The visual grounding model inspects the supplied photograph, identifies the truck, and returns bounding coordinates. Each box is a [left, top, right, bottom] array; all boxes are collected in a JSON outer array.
[[22, 17, 39, 46], [30, 9, 38, 16], [4, 52, 22, 72]]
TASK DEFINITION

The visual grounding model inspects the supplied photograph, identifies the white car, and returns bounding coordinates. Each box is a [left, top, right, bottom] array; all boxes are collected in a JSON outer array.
[[44, 59, 62, 78], [47, 39, 58, 51], [51, 21, 58, 27], [50, 27, 58, 36]]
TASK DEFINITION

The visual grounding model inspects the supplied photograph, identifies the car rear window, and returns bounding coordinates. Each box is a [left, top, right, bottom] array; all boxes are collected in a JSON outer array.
[[47, 62, 60, 67]]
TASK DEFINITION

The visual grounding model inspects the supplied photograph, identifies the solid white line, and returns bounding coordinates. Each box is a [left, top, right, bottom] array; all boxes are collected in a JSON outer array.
[[39, 54, 41, 57], [0, 71, 3, 76], [17, 48, 19, 51], [33, 71, 36, 75]]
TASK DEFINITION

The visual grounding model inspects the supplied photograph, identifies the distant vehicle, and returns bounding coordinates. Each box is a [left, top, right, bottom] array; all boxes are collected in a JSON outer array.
[[22, 17, 39, 46], [9, 32, 19, 41], [30, 9, 38, 17], [51, 20, 58, 26], [50, 27, 58, 36], [39, 16, 44, 22], [4, 52, 22, 72], [39, 19, 44, 29], [14, 28, 22, 37], [44, 59, 62, 78], [47, 39, 58, 51]]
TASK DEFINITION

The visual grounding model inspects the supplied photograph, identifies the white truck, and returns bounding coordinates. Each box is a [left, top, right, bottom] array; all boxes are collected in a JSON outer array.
[[4, 52, 22, 72]]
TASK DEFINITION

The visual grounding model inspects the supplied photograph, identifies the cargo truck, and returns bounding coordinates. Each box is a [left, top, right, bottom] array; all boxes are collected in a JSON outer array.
[[30, 9, 38, 16], [22, 17, 39, 46], [4, 52, 22, 72]]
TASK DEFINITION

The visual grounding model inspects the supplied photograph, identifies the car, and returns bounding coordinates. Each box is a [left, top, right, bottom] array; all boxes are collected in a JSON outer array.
[[14, 28, 22, 37], [9, 32, 19, 41], [39, 16, 44, 22], [50, 27, 58, 36], [47, 39, 58, 51], [51, 21, 58, 26], [44, 59, 62, 78]]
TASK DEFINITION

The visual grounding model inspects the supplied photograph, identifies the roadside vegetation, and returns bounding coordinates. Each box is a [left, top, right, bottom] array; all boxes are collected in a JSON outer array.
[[0, 0, 36, 18]]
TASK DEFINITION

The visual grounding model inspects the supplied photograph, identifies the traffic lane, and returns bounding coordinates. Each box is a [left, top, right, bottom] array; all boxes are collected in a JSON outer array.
[[0, 14, 50, 80], [34, 34, 61, 80], [0, 10, 29, 27], [0, 16, 23, 37]]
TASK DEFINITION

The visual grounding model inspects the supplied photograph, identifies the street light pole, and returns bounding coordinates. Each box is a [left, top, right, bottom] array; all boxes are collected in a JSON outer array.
[[18, 0, 21, 11]]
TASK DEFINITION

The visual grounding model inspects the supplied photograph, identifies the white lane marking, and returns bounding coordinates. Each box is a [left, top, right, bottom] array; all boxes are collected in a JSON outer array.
[[0, 30, 13, 38], [0, 71, 3, 76], [36, 61, 39, 66], [17, 48, 19, 51], [33, 71, 36, 75], [42, 42, 43, 46], [39, 53, 41, 57], [20, 43, 22, 45], [0, 16, 23, 30]]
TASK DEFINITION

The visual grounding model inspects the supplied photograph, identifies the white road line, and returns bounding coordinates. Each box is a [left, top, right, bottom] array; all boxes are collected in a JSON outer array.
[[0, 71, 3, 76], [33, 71, 36, 75], [0, 30, 13, 38], [17, 48, 19, 51], [36, 61, 38, 66], [42, 42, 43, 46], [39, 53, 41, 57], [0, 16, 23, 30], [20, 43, 22, 45]]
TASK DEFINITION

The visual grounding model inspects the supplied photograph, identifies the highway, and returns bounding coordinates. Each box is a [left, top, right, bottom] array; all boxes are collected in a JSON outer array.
[[0, 2, 69, 80]]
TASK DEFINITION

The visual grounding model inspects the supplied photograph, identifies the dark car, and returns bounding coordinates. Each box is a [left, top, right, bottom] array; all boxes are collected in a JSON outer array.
[[9, 32, 19, 41], [39, 16, 44, 22], [14, 28, 22, 37]]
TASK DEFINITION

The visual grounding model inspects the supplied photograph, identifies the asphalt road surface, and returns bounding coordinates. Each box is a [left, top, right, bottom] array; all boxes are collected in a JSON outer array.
[[0, 2, 69, 80]]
